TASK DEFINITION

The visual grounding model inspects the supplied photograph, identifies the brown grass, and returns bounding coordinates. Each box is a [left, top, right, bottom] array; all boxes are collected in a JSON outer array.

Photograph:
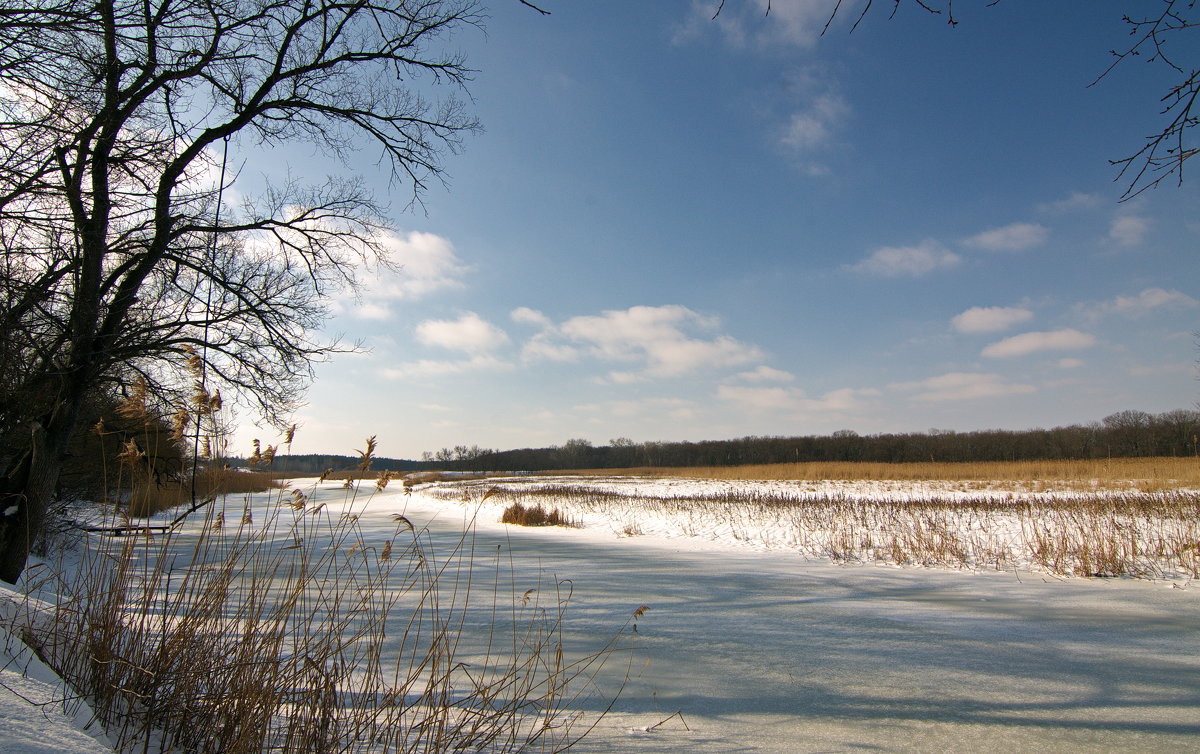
[[125, 467, 281, 517], [449, 480, 1200, 580], [558, 457, 1200, 489], [13, 481, 624, 752], [501, 502, 576, 528], [25, 357, 630, 752]]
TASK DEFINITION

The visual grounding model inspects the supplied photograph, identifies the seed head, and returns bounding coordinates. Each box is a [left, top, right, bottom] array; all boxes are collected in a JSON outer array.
[[356, 435, 378, 472]]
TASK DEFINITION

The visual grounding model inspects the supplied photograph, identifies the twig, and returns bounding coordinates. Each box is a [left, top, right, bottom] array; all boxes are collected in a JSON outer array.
[[646, 710, 690, 732]]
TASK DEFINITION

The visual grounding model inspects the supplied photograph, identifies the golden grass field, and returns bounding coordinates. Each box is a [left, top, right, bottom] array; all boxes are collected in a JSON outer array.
[[559, 457, 1200, 489]]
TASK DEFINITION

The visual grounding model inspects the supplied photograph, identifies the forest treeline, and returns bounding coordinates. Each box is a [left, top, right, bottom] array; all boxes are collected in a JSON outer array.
[[250, 409, 1200, 474]]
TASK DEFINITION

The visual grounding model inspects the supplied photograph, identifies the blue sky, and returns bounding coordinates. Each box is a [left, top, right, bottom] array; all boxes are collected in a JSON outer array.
[[235, 1, 1199, 459]]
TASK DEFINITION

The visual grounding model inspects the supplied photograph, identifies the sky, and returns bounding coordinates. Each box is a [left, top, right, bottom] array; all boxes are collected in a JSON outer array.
[[233, 0, 1199, 460]]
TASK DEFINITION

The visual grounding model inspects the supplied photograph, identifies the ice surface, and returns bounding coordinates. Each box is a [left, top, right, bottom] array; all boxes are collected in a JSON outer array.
[[3, 477, 1198, 752]]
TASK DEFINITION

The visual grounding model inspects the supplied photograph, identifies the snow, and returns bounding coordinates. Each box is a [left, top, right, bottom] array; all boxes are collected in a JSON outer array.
[[423, 475, 1200, 579], [0, 620, 112, 753], [391, 477, 1200, 751], [3, 475, 1199, 752]]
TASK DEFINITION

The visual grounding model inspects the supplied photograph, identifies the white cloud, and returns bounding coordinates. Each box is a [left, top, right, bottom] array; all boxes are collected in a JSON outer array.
[[351, 302, 395, 321], [378, 231, 471, 296], [520, 334, 580, 363], [1036, 191, 1101, 214], [732, 365, 796, 383], [780, 93, 849, 153], [771, 65, 851, 175], [1109, 214, 1149, 246], [716, 384, 879, 414], [336, 231, 470, 320], [530, 304, 762, 380], [1107, 287, 1197, 316], [180, 144, 243, 206], [381, 354, 511, 380], [602, 371, 644, 385], [414, 312, 509, 354], [962, 222, 1048, 252], [1058, 358, 1084, 369], [799, 387, 880, 413], [576, 397, 697, 421], [848, 239, 961, 277], [981, 329, 1096, 358], [511, 306, 552, 327], [754, 0, 842, 45], [677, 0, 835, 49], [512, 307, 581, 363], [951, 306, 1034, 334], [716, 384, 798, 411], [891, 372, 1037, 402]]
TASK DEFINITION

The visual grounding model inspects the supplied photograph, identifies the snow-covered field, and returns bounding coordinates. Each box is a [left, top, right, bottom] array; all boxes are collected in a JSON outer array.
[[427, 475, 1200, 580], [4, 475, 1200, 752]]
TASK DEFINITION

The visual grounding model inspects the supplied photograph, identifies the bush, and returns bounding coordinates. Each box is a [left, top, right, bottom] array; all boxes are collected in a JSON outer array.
[[501, 502, 575, 527]]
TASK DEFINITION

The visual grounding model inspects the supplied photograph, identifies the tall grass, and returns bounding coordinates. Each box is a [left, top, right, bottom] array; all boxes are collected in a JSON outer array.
[[433, 479, 1200, 580], [93, 357, 281, 519], [123, 466, 281, 518], [7, 352, 630, 752], [500, 501, 576, 528], [565, 457, 1200, 489], [11, 476, 628, 752]]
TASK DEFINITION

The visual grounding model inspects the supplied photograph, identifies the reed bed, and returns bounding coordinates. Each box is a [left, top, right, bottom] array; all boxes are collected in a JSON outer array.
[[500, 502, 576, 528], [561, 457, 1200, 489], [427, 479, 1200, 580], [7, 479, 628, 753], [123, 467, 281, 517]]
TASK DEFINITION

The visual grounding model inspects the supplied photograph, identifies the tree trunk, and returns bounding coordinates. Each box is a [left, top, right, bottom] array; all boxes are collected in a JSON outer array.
[[0, 423, 59, 584]]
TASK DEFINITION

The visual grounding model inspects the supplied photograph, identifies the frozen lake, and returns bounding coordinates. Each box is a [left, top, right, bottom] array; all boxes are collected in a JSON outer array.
[[393, 483, 1200, 752], [6, 478, 1200, 752]]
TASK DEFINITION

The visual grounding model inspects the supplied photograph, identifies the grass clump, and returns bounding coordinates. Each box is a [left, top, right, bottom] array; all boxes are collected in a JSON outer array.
[[7, 432, 627, 753], [501, 502, 576, 528]]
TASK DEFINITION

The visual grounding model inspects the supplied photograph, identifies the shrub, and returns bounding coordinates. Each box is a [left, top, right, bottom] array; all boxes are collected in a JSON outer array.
[[501, 502, 576, 528]]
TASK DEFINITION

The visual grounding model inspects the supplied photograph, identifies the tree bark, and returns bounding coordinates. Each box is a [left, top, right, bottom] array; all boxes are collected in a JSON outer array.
[[0, 423, 58, 584]]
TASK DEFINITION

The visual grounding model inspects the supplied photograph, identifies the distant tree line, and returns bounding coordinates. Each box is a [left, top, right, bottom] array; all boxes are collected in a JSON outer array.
[[244, 409, 1200, 474], [242, 454, 427, 475], [451, 410, 1200, 471]]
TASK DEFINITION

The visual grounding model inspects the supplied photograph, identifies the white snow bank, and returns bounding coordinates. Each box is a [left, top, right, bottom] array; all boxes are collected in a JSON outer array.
[[0, 588, 112, 754]]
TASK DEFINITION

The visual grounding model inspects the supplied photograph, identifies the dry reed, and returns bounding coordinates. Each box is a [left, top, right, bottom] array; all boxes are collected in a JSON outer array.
[[434, 478, 1200, 580], [11, 350, 629, 754], [124, 467, 280, 517], [500, 502, 576, 528], [11, 477, 626, 752], [565, 457, 1200, 489]]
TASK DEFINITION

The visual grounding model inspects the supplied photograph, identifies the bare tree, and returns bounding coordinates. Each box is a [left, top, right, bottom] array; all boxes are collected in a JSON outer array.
[[0, 0, 484, 582], [1099, 2, 1198, 196]]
